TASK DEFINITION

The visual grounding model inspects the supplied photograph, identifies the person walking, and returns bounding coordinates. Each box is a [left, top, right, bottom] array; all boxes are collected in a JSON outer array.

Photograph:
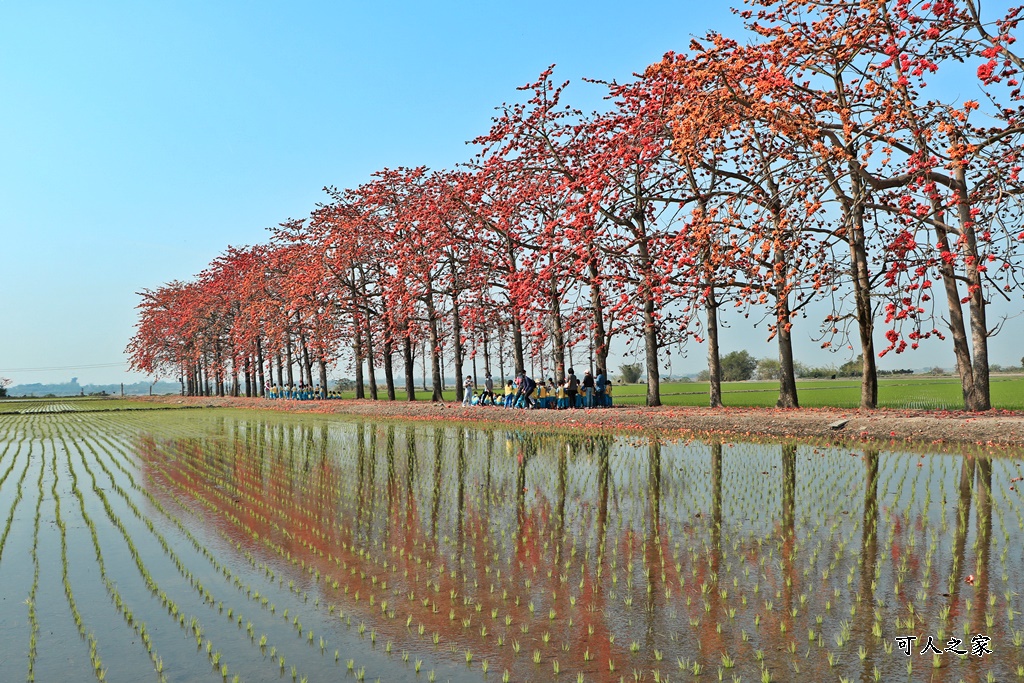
[[522, 373, 537, 408], [481, 374, 496, 405], [514, 370, 537, 409], [565, 369, 580, 409]]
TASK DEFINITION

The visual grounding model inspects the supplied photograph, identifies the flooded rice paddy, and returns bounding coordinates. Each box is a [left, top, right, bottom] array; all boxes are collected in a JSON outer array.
[[0, 408, 1022, 683]]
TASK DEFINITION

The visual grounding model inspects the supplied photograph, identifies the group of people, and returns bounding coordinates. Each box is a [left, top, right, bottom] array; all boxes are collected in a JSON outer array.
[[262, 369, 614, 408], [464, 368, 611, 410], [266, 383, 333, 400]]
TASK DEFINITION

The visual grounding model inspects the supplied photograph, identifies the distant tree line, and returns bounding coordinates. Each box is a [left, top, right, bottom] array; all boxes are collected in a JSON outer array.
[[693, 351, 1022, 382]]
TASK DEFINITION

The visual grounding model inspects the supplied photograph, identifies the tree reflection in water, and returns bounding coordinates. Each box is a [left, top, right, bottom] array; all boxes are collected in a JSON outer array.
[[136, 416, 1024, 683]]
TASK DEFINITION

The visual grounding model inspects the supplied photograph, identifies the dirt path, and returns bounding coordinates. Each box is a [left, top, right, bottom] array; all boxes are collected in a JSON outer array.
[[135, 395, 1024, 451]]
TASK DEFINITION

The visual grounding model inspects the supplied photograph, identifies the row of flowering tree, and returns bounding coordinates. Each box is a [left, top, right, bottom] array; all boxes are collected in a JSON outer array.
[[128, 0, 1024, 411]]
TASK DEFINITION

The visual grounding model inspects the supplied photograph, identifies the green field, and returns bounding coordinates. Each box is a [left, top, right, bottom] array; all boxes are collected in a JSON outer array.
[[9, 375, 1019, 412], [336, 375, 1024, 410], [607, 375, 1024, 410]]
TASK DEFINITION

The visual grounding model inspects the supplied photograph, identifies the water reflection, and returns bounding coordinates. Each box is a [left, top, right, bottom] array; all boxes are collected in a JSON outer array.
[[134, 417, 1024, 683], [857, 450, 879, 683]]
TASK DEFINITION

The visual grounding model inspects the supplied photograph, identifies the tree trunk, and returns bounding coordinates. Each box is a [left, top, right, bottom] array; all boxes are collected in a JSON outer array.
[[642, 297, 661, 407], [505, 240, 526, 374], [383, 337, 396, 401], [588, 257, 610, 378], [214, 342, 224, 396], [285, 337, 294, 388], [299, 333, 314, 387], [471, 342, 478, 386], [364, 320, 378, 400], [773, 237, 799, 408], [636, 224, 661, 407], [955, 165, 991, 411], [256, 338, 265, 397], [498, 329, 506, 385], [705, 286, 723, 408], [482, 327, 492, 377], [776, 314, 799, 408], [421, 340, 428, 391], [511, 315, 525, 374], [425, 288, 444, 401], [319, 358, 328, 398], [403, 333, 416, 401], [353, 324, 365, 399], [847, 171, 878, 409], [451, 290, 465, 402], [932, 201, 979, 410], [548, 263, 567, 384]]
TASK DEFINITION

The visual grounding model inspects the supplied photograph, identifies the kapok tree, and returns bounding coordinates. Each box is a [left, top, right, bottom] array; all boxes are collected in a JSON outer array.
[[421, 170, 495, 402], [198, 244, 279, 397], [658, 35, 836, 408], [567, 73, 704, 407], [270, 219, 355, 397], [476, 67, 698, 405], [127, 280, 196, 392], [823, 0, 1023, 411], [718, 3, 901, 409], [647, 52, 754, 408], [734, 0, 1024, 412], [466, 69, 599, 385], [355, 167, 454, 401], [340, 173, 433, 401]]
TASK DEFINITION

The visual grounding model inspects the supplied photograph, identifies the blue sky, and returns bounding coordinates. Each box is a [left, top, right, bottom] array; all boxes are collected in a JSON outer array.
[[0, 1, 1020, 387]]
